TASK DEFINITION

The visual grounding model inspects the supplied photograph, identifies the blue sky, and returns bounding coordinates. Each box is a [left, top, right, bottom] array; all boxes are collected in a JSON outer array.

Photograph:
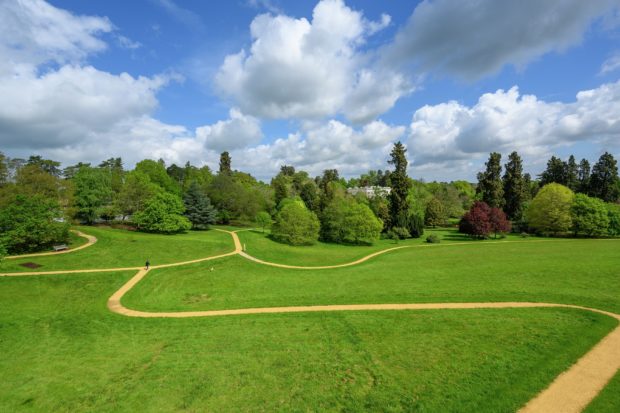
[[1, 0, 619, 181]]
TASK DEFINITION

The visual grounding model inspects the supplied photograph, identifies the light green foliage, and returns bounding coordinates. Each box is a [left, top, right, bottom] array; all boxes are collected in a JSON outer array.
[[73, 166, 113, 224], [183, 181, 217, 230], [0, 194, 69, 254], [135, 159, 180, 195], [272, 200, 320, 245], [255, 211, 272, 233], [133, 192, 191, 234], [115, 170, 161, 219], [321, 198, 382, 245], [606, 203, 620, 236], [207, 173, 273, 222], [425, 197, 446, 227], [527, 183, 574, 234], [570, 194, 610, 236]]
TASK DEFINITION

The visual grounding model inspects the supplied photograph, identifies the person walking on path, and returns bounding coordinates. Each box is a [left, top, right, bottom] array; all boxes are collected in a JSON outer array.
[[145, 259, 150, 270]]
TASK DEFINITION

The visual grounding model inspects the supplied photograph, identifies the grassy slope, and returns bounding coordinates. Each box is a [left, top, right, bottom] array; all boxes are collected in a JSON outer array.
[[0, 272, 615, 412], [125, 239, 620, 314], [236, 228, 535, 266], [1, 226, 233, 272]]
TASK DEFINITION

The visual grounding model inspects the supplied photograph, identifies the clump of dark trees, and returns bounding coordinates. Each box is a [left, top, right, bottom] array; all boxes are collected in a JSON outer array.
[[1, 145, 619, 255]]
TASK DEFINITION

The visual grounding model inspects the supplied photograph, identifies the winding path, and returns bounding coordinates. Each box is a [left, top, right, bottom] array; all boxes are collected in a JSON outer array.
[[5, 229, 97, 260], [2, 228, 620, 412]]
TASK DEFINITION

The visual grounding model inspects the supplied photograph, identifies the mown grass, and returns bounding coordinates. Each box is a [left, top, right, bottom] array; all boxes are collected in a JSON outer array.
[[0, 272, 615, 412], [0, 226, 233, 272], [585, 371, 620, 413], [236, 228, 543, 266], [125, 238, 620, 314]]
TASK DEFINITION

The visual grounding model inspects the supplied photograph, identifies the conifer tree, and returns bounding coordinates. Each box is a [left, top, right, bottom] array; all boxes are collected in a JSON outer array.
[[477, 152, 504, 208], [183, 181, 217, 230], [502, 151, 528, 219], [589, 152, 620, 202], [219, 152, 232, 175], [565, 155, 579, 192], [577, 158, 591, 194], [388, 142, 410, 228]]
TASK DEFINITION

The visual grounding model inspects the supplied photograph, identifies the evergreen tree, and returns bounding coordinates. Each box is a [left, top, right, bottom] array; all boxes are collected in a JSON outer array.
[[577, 158, 591, 194], [565, 155, 579, 192], [219, 151, 232, 175], [476, 152, 504, 208], [388, 142, 410, 228], [183, 181, 217, 230], [539, 156, 567, 186], [502, 151, 528, 219], [0, 152, 8, 186], [589, 152, 620, 202]]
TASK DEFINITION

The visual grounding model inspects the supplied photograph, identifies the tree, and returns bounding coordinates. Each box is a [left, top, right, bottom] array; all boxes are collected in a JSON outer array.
[[0, 152, 9, 186], [526, 183, 574, 235], [0, 194, 69, 254], [255, 211, 272, 233], [219, 151, 232, 175], [606, 203, 620, 236], [424, 197, 446, 227], [0, 240, 6, 267], [502, 151, 529, 220], [489, 207, 511, 238], [135, 159, 180, 195], [26, 155, 61, 177], [321, 198, 382, 245], [565, 155, 579, 192], [133, 192, 191, 234], [183, 181, 217, 230], [271, 200, 320, 245], [388, 142, 409, 228], [577, 159, 591, 194], [589, 152, 620, 202], [570, 194, 609, 237], [476, 152, 504, 208], [407, 212, 425, 238], [73, 166, 113, 224], [459, 201, 492, 239], [116, 171, 160, 220], [539, 156, 567, 186]]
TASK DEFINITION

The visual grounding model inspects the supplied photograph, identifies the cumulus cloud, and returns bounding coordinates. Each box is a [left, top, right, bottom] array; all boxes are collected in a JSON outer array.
[[215, 0, 409, 123], [195, 109, 262, 152], [408, 80, 620, 171], [385, 0, 619, 80]]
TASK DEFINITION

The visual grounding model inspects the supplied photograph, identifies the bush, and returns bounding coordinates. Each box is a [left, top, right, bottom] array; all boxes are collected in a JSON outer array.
[[271, 200, 320, 245], [607, 203, 620, 236], [526, 183, 574, 235], [321, 198, 382, 245], [570, 194, 609, 237], [407, 213, 425, 238], [426, 234, 440, 243]]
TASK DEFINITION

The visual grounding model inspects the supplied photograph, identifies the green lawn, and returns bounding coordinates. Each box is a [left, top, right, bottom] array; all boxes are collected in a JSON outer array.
[[236, 227, 537, 267], [586, 371, 620, 413], [1, 226, 233, 272], [0, 272, 615, 412], [125, 238, 620, 314]]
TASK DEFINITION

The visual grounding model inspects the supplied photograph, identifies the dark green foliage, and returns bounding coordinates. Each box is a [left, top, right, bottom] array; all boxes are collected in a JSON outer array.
[[606, 203, 620, 236], [26, 155, 61, 177], [424, 197, 446, 227], [502, 151, 529, 220], [115, 171, 160, 219], [133, 192, 191, 234], [183, 182, 217, 230], [570, 194, 610, 237], [73, 166, 113, 224], [476, 152, 504, 208], [219, 151, 232, 175], [0, 194, 69, 254], [578, 159, 591, 194], [426, 234, 441, 243], [271, 200, 320, 245], [540, 156, 567, 187], [589, 152, 620, 202], [388, 142, 410, 228], [389, 226, 410, 241], [407, 213, 425, 238], [566, 155, 579, 192], [0, 152, 7, 186], [135, 159, 180, 195]]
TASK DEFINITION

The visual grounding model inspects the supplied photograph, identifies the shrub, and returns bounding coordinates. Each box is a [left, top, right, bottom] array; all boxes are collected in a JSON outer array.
[[607, 203, 620, 236], [426, 234, 440, 243], [570, 194, 609, 237], [392, 226, 410, 240], [271, 201, 320, 245], [407, 213, 425, 238]]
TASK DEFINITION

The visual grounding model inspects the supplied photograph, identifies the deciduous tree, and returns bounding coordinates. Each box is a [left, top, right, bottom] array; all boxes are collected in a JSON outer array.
[[271, 200, 320, 245], [526, 183, 574, 235], [570, 194, 609, 236]]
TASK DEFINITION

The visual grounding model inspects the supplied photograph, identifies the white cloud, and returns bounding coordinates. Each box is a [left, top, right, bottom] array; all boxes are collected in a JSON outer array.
[[408, 81, 620, 178], [195, 109, 263, 152], [601, 52, 620, 74], [215, 0, 408, 123], [385, 0, 619, 80], [116, 35, 142, 50]]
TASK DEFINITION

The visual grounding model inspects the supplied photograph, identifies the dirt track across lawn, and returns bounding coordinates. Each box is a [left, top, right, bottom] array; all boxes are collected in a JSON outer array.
[[2, 228, 620, 412]]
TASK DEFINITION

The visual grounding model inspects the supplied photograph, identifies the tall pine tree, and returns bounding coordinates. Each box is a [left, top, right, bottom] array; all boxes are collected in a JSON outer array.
[[183, 181, 218, 230], [219, 152, 232, 175], [539, 156, 566, 186], [565, 155, 579, 192], [388, 142, 409, 229], [577, 158, 591, 194], [502, 151, 528, 219], [477, 152, 504, 208], [589, 152, 620, 202]]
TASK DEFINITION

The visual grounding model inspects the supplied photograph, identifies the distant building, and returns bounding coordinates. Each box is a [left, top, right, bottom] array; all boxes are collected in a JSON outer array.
[[347, 186, 391, 198]]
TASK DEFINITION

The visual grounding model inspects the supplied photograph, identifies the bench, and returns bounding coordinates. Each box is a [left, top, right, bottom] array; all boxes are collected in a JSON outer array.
[[53, 244, 68, 251]]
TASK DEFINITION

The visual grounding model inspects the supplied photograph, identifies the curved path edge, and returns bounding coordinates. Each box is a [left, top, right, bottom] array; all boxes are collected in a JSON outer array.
[[6, 229, 97, 260]]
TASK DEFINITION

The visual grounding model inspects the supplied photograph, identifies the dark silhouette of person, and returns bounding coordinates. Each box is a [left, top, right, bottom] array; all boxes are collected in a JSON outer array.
[[145, 259, 150, 270]]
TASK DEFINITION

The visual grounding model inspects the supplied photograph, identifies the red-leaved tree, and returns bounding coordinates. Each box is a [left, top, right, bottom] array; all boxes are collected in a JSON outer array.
[[489, 207, 511, 238], [459, 201, 492, 239]]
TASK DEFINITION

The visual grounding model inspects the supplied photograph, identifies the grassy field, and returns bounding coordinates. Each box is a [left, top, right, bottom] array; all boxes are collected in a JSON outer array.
[[1, 225, 619, 411], [0, 226, 233, 272], [236, 228, 536, 266], [124, 238, 620, 314], [0, 272, 615, 412]]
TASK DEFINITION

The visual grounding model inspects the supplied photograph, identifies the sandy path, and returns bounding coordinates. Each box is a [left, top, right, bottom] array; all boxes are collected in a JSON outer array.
[[5, 230, 97, 260], [3, 228, 620, 411]]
